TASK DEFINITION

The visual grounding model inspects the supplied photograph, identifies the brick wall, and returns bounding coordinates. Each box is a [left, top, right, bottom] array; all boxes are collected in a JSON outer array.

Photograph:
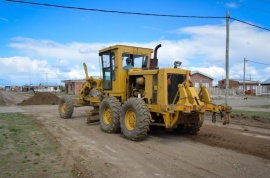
[[218, 79, 239, 89], [64, 80, 85, 95], [190, 73, 213, 88]]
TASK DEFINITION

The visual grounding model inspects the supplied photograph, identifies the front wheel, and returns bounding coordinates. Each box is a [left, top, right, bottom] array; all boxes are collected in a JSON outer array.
[[59, 96, 74, 119], [120, 98, 150, 141]]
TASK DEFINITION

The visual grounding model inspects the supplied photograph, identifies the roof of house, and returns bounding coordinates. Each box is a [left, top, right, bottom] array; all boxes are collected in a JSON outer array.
[[61, 76, 101, 83], [61, 79, 86, 83], [261, 79, 270, 84], [233, 79, 259, 84], [39, 83, 59, 87], [219, 79, 259, 84], [191, 70, 214, 80]]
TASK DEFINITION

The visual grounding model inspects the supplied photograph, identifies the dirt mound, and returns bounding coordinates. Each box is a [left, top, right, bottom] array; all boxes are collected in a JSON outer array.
[[18, 92, 59, 105]]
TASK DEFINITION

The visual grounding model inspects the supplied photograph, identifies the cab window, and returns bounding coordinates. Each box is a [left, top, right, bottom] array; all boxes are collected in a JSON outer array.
[[122, 54, 148, 70]]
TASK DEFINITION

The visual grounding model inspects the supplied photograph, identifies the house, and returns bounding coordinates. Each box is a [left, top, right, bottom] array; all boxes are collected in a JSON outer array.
[[218, 79, 259, 94], [61, 79, 85, 95], [261, 79, 270, 86], [260, 79, 270, 94], [4, 85, 21, 92], [218, 79, 239, 89], [36, 83, 60, 92], [5, 86, 11, 91], [190, 71, 214, 88], [22, 85, 32, 92], [62, 76, 101, 95], [11, 86, 21, 92]]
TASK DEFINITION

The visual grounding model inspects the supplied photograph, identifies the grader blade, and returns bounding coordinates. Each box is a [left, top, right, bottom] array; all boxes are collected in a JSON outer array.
[[85, 108, 99, 124]]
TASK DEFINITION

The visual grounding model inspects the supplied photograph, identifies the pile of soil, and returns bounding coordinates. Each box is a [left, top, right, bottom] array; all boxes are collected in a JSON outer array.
[[18, 92, 59, 106]]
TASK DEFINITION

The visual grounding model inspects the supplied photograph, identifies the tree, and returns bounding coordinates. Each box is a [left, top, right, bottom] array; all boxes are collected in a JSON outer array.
[[59, 85, 65, 92]]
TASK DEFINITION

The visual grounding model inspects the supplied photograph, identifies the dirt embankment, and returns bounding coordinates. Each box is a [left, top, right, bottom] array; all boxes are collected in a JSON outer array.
[[231, 113, 270, 129], [18, 92, 59, 106]]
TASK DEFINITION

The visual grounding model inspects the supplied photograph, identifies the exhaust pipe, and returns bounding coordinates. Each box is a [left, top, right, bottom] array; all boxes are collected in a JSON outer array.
[[154, 44, 162, 59], [150, 44, 162, 68]]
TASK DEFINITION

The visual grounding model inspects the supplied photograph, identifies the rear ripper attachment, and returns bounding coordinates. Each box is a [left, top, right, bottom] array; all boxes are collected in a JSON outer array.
[[156, 79, 231, 135]]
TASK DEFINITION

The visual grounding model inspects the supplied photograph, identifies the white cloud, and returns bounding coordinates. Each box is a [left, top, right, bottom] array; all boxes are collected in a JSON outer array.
[[1, 56, 49, 73], [230, 62, 259, 79], [190, 66, 225, 79], [8, 37, 107, 62], [173, 22, 270, 64], [264, 67, 270, 73], [0, 56, 51, 85], [225, 2, 239, 8], [66, 65, 100, 79], [0, 56, 100, 86], [3, 21, 270, 86]]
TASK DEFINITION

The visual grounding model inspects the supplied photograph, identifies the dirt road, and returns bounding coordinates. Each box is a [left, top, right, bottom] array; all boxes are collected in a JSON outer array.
[[1, 91, 270, 178]]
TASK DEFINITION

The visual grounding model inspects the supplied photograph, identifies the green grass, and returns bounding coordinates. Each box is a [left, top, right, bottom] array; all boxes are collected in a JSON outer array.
[[232, 109, 270, 119], [0, 113, 74, 177], [257, 105, 270, 109], [0, 113, 39, 151]]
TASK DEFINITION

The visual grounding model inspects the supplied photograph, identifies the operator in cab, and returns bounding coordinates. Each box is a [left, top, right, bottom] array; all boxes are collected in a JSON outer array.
[[123, 58, 133, 70]]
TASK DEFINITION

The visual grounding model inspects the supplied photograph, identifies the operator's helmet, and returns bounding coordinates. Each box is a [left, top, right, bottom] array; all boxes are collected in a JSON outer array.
[[126, 58, 131, 64]]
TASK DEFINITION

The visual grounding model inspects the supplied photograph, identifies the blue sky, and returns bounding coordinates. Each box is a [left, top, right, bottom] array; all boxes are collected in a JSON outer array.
[[0, 0, 270, 87]]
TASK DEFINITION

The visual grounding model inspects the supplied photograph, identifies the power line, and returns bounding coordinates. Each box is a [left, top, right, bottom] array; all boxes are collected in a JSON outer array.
[[5, 0, 225, 19], [247, 59, 270, 66], [230, 17, 270, 31], [5, 0, 270, 31]]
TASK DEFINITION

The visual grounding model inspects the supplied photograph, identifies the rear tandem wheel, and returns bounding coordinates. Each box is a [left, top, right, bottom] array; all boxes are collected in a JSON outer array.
[[120, 98, 151, 141]]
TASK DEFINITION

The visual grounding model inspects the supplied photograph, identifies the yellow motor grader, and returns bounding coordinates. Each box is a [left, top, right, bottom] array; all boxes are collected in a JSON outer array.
[[59, 44, 231, 141]]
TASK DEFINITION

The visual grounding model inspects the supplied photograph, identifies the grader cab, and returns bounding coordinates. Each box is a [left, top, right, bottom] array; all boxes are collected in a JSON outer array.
[[59, 44, 231, 141]]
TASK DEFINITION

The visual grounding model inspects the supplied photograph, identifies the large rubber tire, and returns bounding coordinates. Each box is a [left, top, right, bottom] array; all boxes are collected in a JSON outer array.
[[99, 97, 121, 133], [173, 124, 188, 134], [120, 98, 150, 141], [174, 123, 202, 135], [187, 124, 201, 135], [59, 96, 74, 119], [188, 113, 204, 134]]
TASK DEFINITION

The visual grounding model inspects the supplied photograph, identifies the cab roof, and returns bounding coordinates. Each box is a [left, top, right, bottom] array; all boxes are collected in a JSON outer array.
[[99, 44, 153, 54]]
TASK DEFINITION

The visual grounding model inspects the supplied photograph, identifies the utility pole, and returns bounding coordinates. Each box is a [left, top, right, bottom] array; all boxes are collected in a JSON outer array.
[[225, 11, 230, 105], [243, 58, 247, 94], [46, 72, 48, 91]]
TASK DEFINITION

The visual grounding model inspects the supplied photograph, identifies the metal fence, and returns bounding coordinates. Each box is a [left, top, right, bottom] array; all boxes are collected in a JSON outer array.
[[195, 87, 236, 95], [256, 86, 270, 95], [197, 86, 270, 96]]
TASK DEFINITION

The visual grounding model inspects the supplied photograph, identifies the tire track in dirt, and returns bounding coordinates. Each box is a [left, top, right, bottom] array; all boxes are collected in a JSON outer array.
[[187, 124, 270, 160]]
